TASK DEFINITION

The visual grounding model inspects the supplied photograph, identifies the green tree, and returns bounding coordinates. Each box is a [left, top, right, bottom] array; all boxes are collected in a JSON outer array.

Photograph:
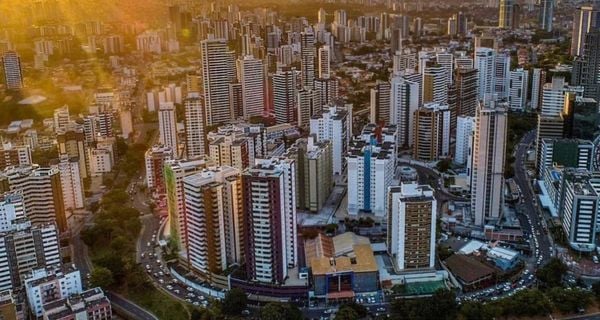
[[90, 266, 115, 288], [221, 288, 247, 316], [335, 305, 359, 320], [436, 159, 452, 173], [547, 287, 592, 313], [261, 302, 303, 320], [592, 281, 600, 299], [536, 258, 568, 288], [339, 302, 367, 318]]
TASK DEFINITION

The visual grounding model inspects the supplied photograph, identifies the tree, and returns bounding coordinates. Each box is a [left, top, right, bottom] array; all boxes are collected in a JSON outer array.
[[436, 159, 452, 173], [221, 288, 247, 316], [547, 287, 592, 314], [261, 302, 303, 320], [90, 266, 114, 288], [536, 258, 568, 288], [391, 289, 457, 320], [592, 281, 600, 299], [335, 305, 359, 320], [339, 302, 367, 318]]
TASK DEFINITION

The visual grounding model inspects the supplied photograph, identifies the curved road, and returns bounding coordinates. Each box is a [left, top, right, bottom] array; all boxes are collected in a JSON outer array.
[[513, 130, 552, 266]]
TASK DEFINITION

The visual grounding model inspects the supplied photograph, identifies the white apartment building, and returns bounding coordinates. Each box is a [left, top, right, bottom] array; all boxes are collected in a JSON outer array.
[[158, 102, 178, 152], [25, 266, 82, 317], [470, 102, 508, 226], [0, 193, 24, 232], [310, 104, 352, 175], [390, 76, 419, 148], [508, 68, 529, 111], [347, 124, 397, 217], [53, 156, 84, 211], [201, 37, 235, 125], [0, 220, 60, 292], [455, 116, 475, 165]]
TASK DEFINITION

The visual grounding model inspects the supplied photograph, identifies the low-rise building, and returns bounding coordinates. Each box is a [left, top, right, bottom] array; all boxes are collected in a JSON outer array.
[[41, 287, 111, 320]]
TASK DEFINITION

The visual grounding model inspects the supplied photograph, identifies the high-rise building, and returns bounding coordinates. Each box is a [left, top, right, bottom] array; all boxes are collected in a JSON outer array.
[[201, 37, 235, 125], [457, 11, 468, 35], [57, 130, 88, 179], [237, 55, 265, 119], [436, 52, 454, 84], [0, 219, 60, 291], [313, 77, 339, 111], [285, 137, 333, 213], [208, 124, 267, 171], [183, 94, 206, 159], [538, 138, 594, 176], [559, 169, 598, 252], [541, 77, 584, 116], [158, 102, 178, 151], [53, 106, 71, 134], [347, 124, 397, 217], [572, 31, 600, 104], [454, 68, 479, 116], [144, 146, 173, 196], [422, 64, 449, 104], [494, 51, 511, 99], [387, 183, 437, 271], [571, 5, 600, 57], [297, 89, 318, 128], [508, 68, 529, 111], [455, 116, 475, 165], [370, 81, 391, 126], [413, 103, 451, 161], [183, 166, 242, 275], [2, 51, 23, 90], [300, 32, 315, 89], [0, 166, 66, 232], [310, 103, 352, 175], [52, 156, 84, 211], [164, 159, 207, 252], [273, 68, 297, 125], [243, 158, 297, 284], [531, 68, 546, 110], [475, 48, 495, 101], [499, 0, 519, 29], [318, 45, 331, 79], [390, 77, 419, 148], [539, 0, 554, 32], [470, 102, 507, 226], [563, 94, 599, 140]]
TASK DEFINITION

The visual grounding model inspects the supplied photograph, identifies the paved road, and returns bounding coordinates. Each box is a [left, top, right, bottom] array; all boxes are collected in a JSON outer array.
[[106, 291, 158, 320], [513, 130, 553, 266]]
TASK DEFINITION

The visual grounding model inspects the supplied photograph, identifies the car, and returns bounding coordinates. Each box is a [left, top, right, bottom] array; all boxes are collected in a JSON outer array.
[[166, 285, 173, 290], [186, 298, 192, 303], [145, 265, 151, 270], [377, 307, 386, 312], [187, 287, 194, 292], [193, 301, 200, 306], [141, 253, 145, 258], [174, 289, 180, 294], [242, 310, 251, 316], [159, 271, 164, 276], [158, 279, 164, 284]]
